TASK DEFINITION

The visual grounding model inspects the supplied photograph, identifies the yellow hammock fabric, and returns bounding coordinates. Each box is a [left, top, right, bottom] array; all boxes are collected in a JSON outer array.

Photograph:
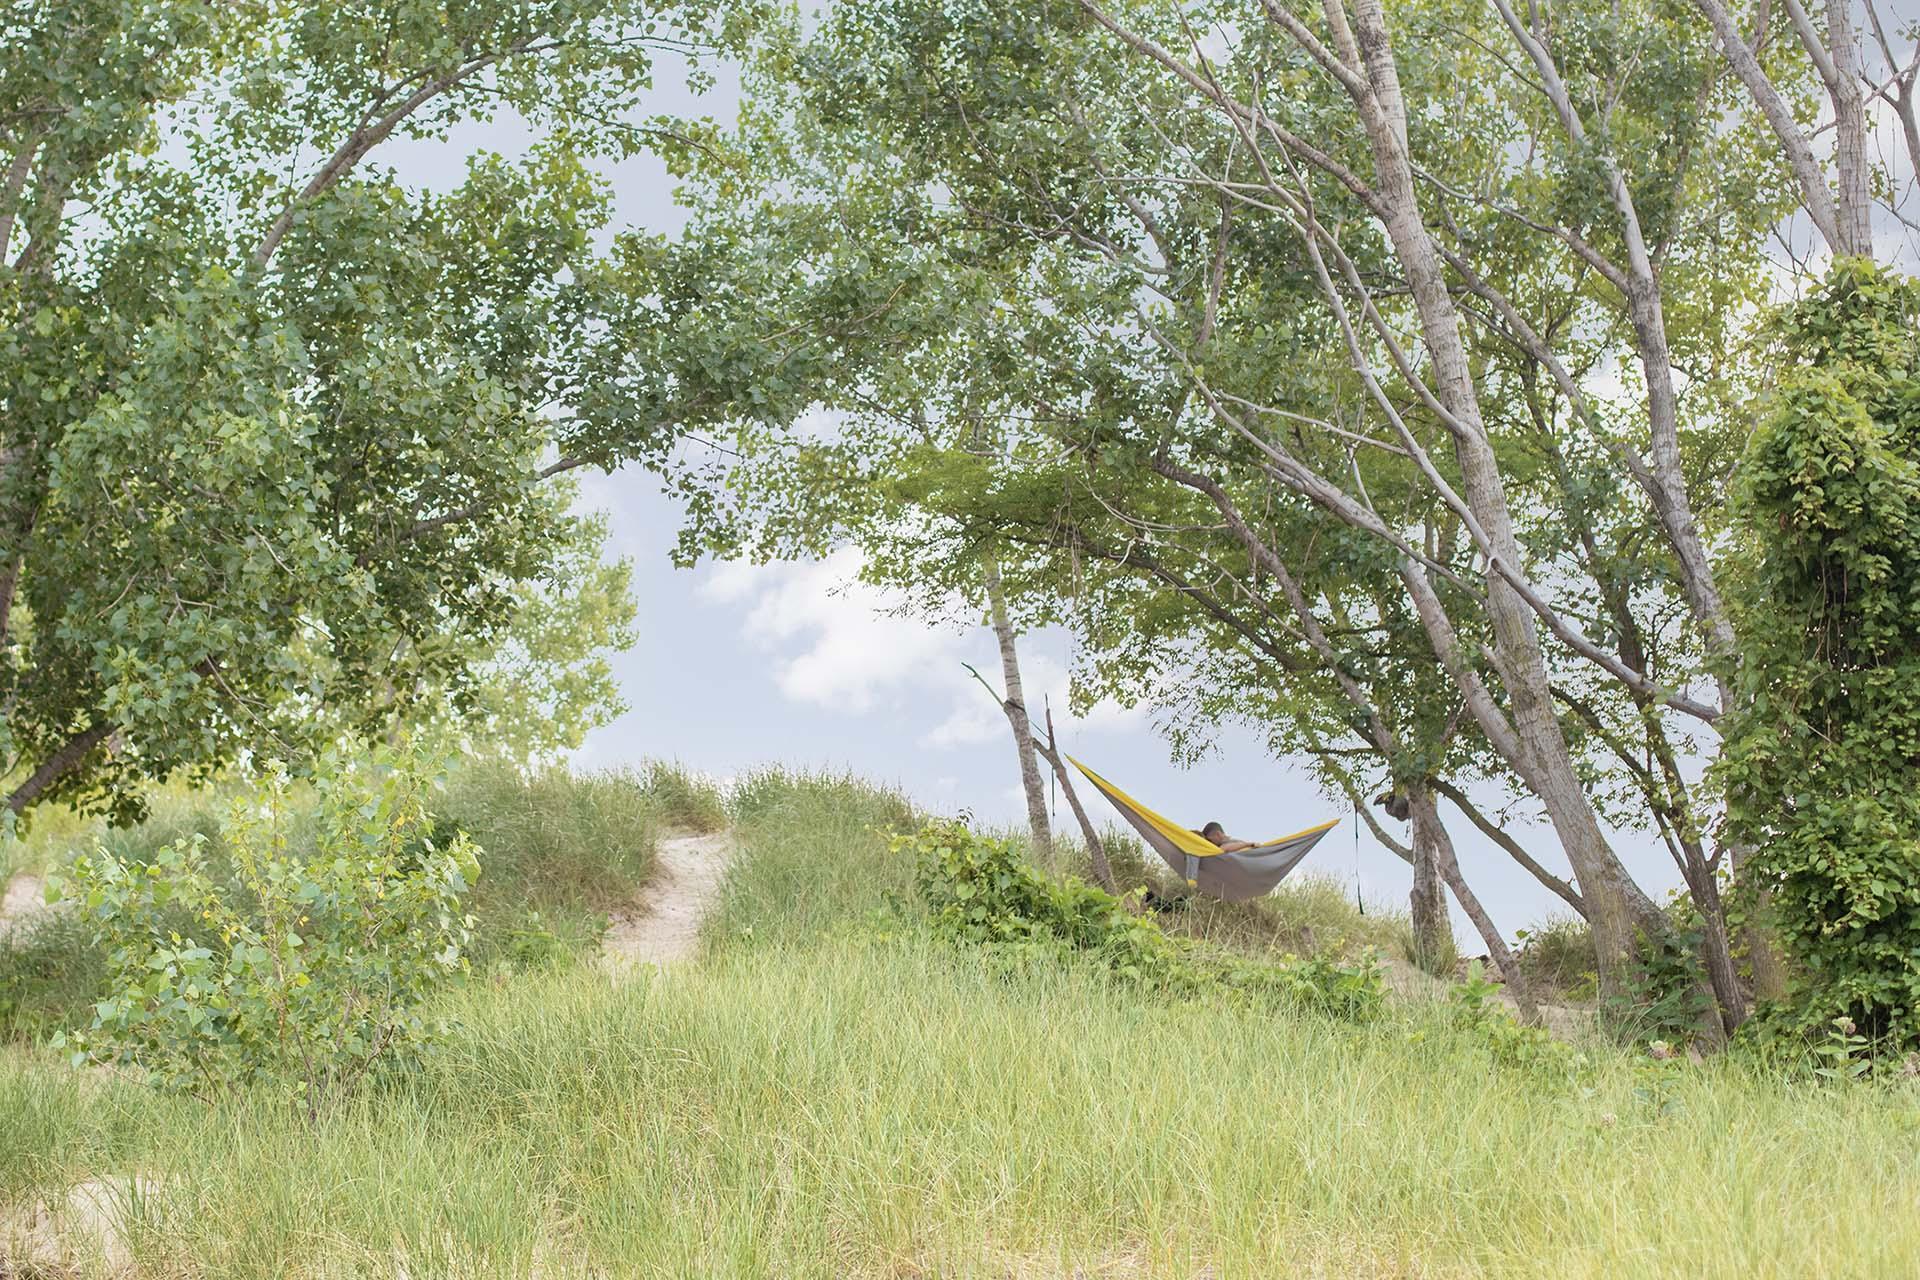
[[1069, 757, 1338, 902]]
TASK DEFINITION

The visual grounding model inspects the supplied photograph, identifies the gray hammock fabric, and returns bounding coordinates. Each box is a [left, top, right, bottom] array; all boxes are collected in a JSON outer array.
[[1070, 757, 1337, 903]]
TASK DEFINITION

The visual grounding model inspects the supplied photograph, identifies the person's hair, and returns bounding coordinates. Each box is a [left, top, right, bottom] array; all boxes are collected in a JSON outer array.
[[1201, 821, 1226, 839]]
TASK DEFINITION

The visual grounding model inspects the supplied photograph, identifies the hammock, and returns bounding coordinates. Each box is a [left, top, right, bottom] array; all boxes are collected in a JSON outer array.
[[1069, 757, 1337, 902]]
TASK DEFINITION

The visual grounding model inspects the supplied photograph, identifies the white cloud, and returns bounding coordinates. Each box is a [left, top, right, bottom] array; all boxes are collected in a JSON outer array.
[[698, 549, 1146, 743], [921, 651, 1145, 749], [700, 548, 971, 713]]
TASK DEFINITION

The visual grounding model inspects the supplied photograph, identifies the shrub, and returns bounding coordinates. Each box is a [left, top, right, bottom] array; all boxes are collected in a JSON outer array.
[[1720, 262, 1920, 1045], [52, 746, 479, 1120], [898, 819, 1178, 976], [1445, 961, 1580, 1075], [893, 820, 1383, 1020]]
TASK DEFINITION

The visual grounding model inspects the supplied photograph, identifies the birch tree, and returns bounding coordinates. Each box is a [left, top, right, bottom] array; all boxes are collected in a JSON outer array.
[[663, 0, 1829, 1029]]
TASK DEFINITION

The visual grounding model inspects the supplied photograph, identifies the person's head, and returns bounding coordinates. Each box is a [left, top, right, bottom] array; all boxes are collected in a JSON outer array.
[[1200, 821, 1227, 846]]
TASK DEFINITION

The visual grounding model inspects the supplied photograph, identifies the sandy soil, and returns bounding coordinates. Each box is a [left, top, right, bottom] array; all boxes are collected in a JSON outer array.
[[0, 870, 58, 943], [599, 829, 735, 971]]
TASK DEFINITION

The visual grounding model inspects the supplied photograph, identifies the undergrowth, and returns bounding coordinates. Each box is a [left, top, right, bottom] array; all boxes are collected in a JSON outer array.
[[898, 819, 1385, 1023], [0, 761, 723, 1044], [5, 767, 1920, 1278]]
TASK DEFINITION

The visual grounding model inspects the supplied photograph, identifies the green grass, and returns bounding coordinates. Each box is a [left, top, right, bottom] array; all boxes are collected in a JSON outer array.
[[0, 762, 725, 1043], [5, 767, 1919, 1278], [710, 766, 919, 947]]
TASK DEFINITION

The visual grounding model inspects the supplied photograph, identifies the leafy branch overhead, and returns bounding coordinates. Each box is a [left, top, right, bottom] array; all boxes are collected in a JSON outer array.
[[0, 0, 773, 820], [660, 0, 1920, 1043]]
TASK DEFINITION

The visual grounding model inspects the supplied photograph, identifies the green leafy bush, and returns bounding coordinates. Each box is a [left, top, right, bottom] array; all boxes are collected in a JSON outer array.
[[52, 747, 479, 1119], [893, 819, 1383, 1020], [1720, 261, 1920, 1045], [1445, 961, 1580, 1075]]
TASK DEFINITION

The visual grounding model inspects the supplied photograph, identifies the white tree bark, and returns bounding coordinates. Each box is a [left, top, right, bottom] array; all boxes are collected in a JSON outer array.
[[1826, 0, 1875, 256], [984, 558, 1054, 866], [1343, 0, 1661, 990]]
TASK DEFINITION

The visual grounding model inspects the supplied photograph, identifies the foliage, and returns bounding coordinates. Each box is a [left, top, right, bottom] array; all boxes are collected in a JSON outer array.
[[1445, 960, 1580, 1075], [657, 0, 1814, 1010], [897, 818, 1177, 973], [0, 0, 764, 823], [49, 746, 478, 1118], [1602, 913, 1715, 1048], [396, 494, 639, 769], [1720, 261, 1920, 1045], [2, 760, 723, 1044], [893, 818, 1383, 1020]]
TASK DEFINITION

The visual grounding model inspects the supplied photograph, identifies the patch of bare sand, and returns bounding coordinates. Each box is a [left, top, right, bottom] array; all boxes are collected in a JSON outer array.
[[1, 870, 61, 944], [4, 1174, 160, 1276], [1381, 956, 1595, 1041], [600, 829, 734, 971]]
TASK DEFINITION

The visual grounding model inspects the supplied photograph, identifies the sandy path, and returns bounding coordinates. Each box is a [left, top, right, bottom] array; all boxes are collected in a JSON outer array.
[[0, 870, 56, 943], [600, 829, 734, 970]]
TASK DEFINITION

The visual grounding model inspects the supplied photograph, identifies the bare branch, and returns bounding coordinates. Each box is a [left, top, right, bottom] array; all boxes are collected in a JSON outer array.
[[1430, 779, 1586, 916], [1692, 0, 1844, 248]]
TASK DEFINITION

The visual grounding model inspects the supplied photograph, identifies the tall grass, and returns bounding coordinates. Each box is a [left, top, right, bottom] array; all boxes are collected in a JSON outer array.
[[7, 768, 1918, 1278], [5, 936, 1918, 1278], [710, 766, 919, 946]]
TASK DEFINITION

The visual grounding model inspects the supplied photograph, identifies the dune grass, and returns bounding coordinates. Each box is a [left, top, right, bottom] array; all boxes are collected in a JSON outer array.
[[4, 767, 1919, 1278], [0, 762, 724, 1044]]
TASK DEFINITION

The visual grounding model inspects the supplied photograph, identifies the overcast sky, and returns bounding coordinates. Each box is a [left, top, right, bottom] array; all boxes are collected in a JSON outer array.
[[377, 33, 1920, 946]]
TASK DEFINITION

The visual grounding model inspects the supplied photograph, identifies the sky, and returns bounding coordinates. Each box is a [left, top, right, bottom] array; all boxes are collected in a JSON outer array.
[[368, 21, 1920, 946]]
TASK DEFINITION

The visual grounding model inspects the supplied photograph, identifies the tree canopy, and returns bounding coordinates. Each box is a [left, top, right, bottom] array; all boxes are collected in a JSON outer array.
[[657, 0, 1920, 1037], [0, 0, 762, 821]]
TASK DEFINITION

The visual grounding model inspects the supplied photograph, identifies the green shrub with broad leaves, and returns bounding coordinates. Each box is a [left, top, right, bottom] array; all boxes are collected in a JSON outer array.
[[52, 745, 479, 1120], [1720, 261, 1920, 1046], [892, 819, 1383, 1021]]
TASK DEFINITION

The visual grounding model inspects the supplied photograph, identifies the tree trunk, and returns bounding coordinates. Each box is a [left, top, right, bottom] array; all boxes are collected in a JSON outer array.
[[983, 558, 1052, 866], [1036, 707, 1118, 894], [1406, 786, 1542, 1024], [1407, 802, 1452, 975], [1349, 0, 1662, 997], [1686, 861, 1745, 1042], [1730, 839, 1792, 1002], [1827, 0, 1874, 257]]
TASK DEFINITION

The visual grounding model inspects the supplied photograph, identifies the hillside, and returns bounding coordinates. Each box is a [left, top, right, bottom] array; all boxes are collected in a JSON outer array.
[[2, 767, 1917, 1278]]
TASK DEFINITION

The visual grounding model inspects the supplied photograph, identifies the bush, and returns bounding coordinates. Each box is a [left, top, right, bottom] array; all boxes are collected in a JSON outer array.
[[1721, 261, 1920, 1045], [1445, 961, 1580, 1075], [53, 746, 479, 1120], [894, 819, 1384, 1020]]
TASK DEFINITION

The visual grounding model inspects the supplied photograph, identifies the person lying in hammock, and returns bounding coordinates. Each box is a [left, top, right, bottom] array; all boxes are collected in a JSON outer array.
[[1198, 821, 1254, 854]]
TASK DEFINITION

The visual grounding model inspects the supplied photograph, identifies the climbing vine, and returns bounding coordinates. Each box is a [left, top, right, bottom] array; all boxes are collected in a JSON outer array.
[[1720, 260, 1920, 1045]]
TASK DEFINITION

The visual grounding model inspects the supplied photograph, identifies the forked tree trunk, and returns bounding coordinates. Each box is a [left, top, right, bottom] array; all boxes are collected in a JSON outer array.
[[1348, 0, 1663, 996], [1408, 787, 1542, 1024], [983, 559, 1053, 866], [1362, 786, 1543, 1024]]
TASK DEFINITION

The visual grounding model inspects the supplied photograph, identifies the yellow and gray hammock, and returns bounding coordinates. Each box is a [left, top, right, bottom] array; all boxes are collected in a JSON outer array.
[[1070, 757, 1338, 902]]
